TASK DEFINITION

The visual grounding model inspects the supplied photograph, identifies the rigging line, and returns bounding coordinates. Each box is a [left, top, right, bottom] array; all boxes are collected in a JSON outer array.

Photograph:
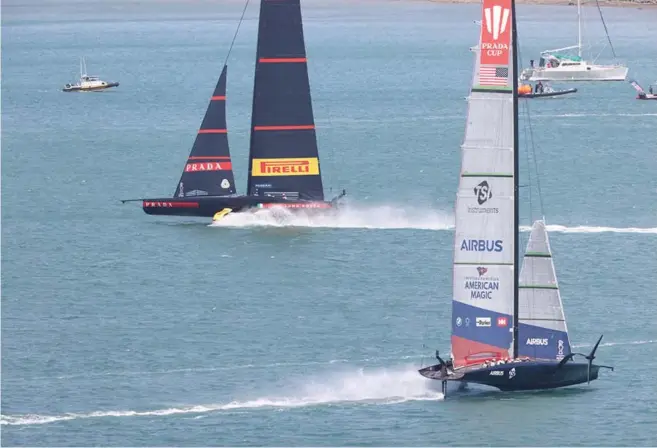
[[593, 0, 618, 59], [525, 98, 545, 219], [515, 45, 535, 228], [222, 0, 251, 68], [516, 41, 546, 220], [523, 103, 534, 225]]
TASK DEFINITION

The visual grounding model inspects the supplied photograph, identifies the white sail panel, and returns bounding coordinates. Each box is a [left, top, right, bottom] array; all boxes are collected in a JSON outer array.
[[454, 177, 514, 265], [453, 264, 514, 315], [518, 220, 571, 360], [462, 145, 513, 176], [462, 98, 514, 153]]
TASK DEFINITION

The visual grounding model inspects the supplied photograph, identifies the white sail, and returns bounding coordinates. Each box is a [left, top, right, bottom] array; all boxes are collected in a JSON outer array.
[[517, 220, 571, 360], [451, 0, 516, 366]]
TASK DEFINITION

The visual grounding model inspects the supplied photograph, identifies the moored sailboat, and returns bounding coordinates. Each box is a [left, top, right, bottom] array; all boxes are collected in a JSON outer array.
[[519, 0, 627, 82], [122, 0, 345, 222], [418, 0, 612, 397]]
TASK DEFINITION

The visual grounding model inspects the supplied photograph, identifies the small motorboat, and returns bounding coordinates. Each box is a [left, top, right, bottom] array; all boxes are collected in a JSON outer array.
[[62, 57, 119, 92], [629, 79, 657, 100], [518, 82, 577, 98]]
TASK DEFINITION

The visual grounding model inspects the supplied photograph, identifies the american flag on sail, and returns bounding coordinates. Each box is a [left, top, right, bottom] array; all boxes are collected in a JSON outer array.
[[479, 65, 509, 86]]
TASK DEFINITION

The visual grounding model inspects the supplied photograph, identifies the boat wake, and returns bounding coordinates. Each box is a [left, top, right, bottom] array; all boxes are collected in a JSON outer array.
[[1, 365, 441, 426], [539, 112, 657, 118], [573, 339, 657, 349], [209, 205, 656, 234], [537, 225, 657, 234], [210, 203, 454, 230]]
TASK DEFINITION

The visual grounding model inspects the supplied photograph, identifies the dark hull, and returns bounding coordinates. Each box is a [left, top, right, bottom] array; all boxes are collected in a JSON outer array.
[[141, 195, 336, 218], [62, 82, 120, 92], [637, 94, 657, 100], [419, 360, 600, 391], [520, 88, 577, 98]]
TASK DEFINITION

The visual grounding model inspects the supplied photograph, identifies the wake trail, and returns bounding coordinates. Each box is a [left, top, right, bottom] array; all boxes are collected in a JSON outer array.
[[572, 339, 656, 349], [210, 203, 453, 230], [1, 365, 442, 426], [25, 354, 425, 382], [210, 204, 656, 234], [538, 225, 657, 234], [537, 112, 657, 118]]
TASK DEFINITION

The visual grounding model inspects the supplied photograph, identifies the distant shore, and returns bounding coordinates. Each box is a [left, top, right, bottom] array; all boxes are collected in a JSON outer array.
[[426, 0, 657, 7]]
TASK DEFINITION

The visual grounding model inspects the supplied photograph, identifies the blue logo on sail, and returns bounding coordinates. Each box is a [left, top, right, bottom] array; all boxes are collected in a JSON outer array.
[[460, 239, 503, 252]]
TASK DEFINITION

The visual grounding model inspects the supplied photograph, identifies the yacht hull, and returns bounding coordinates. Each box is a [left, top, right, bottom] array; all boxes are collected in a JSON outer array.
[[521, 66, 628, 82], [520, 88, 577, 98], [141, 195, 338, 218], [62, 82, 120, 92], [419, 360, 600, 391]]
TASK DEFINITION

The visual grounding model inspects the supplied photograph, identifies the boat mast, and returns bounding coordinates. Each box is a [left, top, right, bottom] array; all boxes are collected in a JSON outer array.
[[512, 0, 520, 360], [577, 0, 582, 58]]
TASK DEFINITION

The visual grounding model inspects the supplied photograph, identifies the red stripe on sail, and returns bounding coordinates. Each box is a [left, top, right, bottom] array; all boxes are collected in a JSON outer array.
[[259, 58, 307, 63], [253, 125, 315, 131], [198, 129, 227, 134], [210, 95, 226, 100]]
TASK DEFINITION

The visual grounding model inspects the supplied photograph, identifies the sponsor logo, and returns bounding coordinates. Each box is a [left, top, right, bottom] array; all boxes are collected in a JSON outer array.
[[474, 181, 492, 205], [557, 339, 565, 360], [509, 367, 516, 379], [456, 317, 463, 327], [143, 201, 199, 208], [468, 181, 498, 214], [460, 239, 503, 252], [221, 179, 231, 189], [526, 338, 549, 346], [476, 317, 491, 327], [186, 190, 208, 197], [464, 266, 499, 300], [178, 182, 184, 197], [480, 0, 511, 66], [252, 158, 319, 176], [184, 162, 232, 172], [489, 370, 504, 376], [497, 317, 508, 327]]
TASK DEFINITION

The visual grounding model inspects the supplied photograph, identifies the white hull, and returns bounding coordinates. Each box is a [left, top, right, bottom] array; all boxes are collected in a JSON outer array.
[[521, 64, 628, 82]]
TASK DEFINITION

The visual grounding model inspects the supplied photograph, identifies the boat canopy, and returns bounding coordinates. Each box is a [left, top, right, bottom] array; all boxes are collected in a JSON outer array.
[[547, 53, 582, 62]]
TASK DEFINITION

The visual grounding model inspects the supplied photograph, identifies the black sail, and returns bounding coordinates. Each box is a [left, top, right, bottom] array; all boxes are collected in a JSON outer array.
[[174, 65, 237, 198], [246, 0, 324, 201]]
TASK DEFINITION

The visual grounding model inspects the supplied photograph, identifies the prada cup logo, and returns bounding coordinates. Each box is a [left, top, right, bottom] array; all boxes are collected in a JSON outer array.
[[484, 5, 510, 41]]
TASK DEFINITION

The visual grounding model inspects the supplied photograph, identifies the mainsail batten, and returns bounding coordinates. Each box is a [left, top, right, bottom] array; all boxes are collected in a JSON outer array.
[[174, 65, 236, 198], [246, 0, 324, 201], [451, 0, 516, 367], [518, 220, 571, 360]]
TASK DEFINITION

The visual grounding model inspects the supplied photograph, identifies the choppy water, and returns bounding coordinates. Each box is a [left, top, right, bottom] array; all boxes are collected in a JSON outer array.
[[2, 0, 656, 445]]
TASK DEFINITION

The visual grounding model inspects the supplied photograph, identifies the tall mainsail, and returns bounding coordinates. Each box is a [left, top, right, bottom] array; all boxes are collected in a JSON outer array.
[[174, 65, 236, 198], [518, 220, 572, 360], [451, 0, 516, 367], [246, 0, 324, 201]]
